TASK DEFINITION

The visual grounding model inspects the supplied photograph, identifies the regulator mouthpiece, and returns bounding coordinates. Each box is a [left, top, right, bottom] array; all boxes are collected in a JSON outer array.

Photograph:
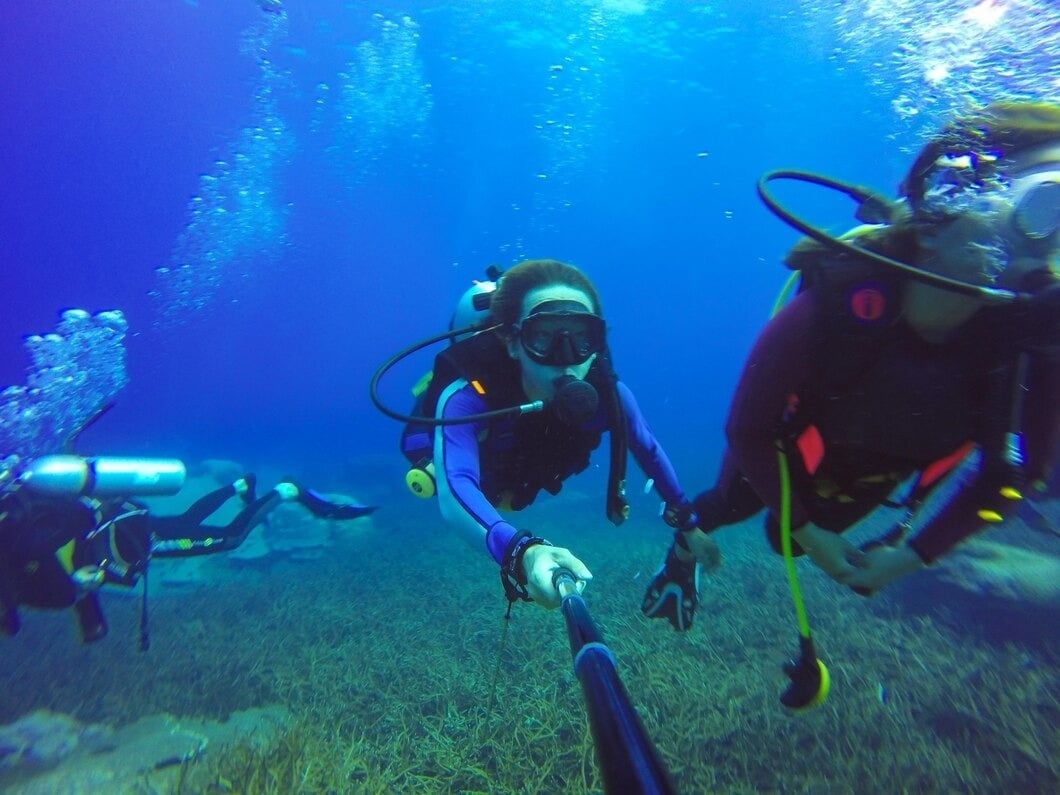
[[551, 376, 599, 426]]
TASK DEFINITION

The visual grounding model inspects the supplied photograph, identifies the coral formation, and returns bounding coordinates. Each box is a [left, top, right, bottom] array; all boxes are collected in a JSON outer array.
[[0, 707, 287, 794]]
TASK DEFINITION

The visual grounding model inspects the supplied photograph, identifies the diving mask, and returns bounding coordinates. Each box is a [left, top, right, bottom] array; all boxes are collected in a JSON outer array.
[[919, 149, 1060, 243], [514, 301, 606, 366], [916, 151, 1006, 224], [1012, 178, 1060, 241]]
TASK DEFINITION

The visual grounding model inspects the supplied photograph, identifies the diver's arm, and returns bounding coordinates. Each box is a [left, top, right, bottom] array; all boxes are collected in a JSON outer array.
[[434, 381, 520, 564], [909, 352, 1060, 563], [724, 290, 820, 530], [905, 477, 1007, 564], [619, 382, 686, 504]]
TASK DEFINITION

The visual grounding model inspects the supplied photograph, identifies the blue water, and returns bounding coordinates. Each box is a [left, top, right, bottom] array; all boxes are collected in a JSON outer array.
[[3, 3, 1060, 790], [4, 0, 998, 475]]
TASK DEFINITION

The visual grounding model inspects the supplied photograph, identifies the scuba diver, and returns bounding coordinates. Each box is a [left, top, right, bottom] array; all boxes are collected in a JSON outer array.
[[643, 101, 1060, 632], [0, 454, 376, 646], [372, 259, 710, 616]]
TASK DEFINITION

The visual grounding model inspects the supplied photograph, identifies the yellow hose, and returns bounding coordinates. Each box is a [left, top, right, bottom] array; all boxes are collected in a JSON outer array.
[[777, 449, 812, 639]]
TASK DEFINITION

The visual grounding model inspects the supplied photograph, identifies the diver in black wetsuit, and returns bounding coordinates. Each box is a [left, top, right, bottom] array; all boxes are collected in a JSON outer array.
[[642, 101, 1060, 632], [0, 457, 376, 646]]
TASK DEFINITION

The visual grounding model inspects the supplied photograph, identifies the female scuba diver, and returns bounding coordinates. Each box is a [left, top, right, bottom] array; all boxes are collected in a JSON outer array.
[[643, 101, 1060, 632], [374, 259, 708, 618], [0, 455, 376, 647]]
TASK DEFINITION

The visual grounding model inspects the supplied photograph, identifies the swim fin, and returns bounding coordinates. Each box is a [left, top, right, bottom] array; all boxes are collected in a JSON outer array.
[[298, 487, 377, 520], [641, 546, 700, 632]]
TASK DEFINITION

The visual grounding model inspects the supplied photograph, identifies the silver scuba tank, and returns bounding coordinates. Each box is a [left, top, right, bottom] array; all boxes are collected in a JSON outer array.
[[449, 280, 497, 342], [19, 455, 186, 497]]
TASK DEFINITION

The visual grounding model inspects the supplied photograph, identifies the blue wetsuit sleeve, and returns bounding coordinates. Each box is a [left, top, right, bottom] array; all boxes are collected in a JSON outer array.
[[617, 382, 686, 505], [434, 381, 519, 565]]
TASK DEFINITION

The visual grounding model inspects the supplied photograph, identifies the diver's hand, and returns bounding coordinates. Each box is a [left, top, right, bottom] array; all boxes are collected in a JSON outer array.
[[522, 545, 593, 609], [844, 545, 924, 594], [792, 524, 866, 583], [680, 528, 722, 572]]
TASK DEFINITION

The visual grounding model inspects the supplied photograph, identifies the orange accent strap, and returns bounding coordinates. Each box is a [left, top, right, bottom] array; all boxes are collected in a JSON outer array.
[[470, 379, 486, 395], [918, 440, 975, 489], [796, 425, 825, 476]]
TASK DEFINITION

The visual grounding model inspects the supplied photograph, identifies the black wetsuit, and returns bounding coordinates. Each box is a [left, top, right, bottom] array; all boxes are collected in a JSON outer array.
[[693, 286, 1060, 564], [0, 484, 283, 638]]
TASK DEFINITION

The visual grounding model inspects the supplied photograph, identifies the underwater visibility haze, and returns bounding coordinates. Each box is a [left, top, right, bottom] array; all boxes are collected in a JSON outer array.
[[1, 1, 1059, 792]]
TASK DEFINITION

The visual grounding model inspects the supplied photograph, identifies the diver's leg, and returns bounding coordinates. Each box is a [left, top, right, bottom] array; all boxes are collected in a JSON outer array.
[[150, 481, 376, 558], [149, 490, 282, 558], [73, 593, 107, 643], [177, 475, 256, 525], [201, 480, 377, 551]]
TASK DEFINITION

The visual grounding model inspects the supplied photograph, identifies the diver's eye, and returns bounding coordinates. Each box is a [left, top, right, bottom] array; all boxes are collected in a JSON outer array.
[[525, 327, 553, 353], [570, 330, 592, 354]]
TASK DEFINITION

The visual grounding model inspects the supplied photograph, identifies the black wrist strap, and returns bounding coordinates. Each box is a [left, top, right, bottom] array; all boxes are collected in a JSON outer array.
[[664, 500, 698, 532], [500, 531, 552, 604]]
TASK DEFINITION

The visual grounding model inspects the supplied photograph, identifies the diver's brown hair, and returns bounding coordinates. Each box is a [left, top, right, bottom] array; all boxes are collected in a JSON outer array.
[[489, 259, 603, 332]]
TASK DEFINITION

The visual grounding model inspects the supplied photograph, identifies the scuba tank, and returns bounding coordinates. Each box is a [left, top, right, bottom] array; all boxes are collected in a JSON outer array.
[[450, 278, 498, 342], [403, 272, 501, 499], [19, 455, 186, 497]]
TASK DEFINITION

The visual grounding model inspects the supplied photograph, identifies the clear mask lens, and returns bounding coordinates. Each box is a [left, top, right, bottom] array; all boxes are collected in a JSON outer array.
[[517, 311, 605, 366], [1014, 180, 1060, 240], [919, 151, 1008, 221]]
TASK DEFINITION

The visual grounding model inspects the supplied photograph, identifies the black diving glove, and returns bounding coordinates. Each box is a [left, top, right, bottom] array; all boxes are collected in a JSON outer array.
[[641, 542, 700, 632]]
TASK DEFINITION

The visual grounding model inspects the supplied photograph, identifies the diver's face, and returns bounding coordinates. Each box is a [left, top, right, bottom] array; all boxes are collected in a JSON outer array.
[[917, 210, 1008, 287], [917, 144, 1060, 290], [909, 146, 1060, 342], [509, 284, 598, 401]]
